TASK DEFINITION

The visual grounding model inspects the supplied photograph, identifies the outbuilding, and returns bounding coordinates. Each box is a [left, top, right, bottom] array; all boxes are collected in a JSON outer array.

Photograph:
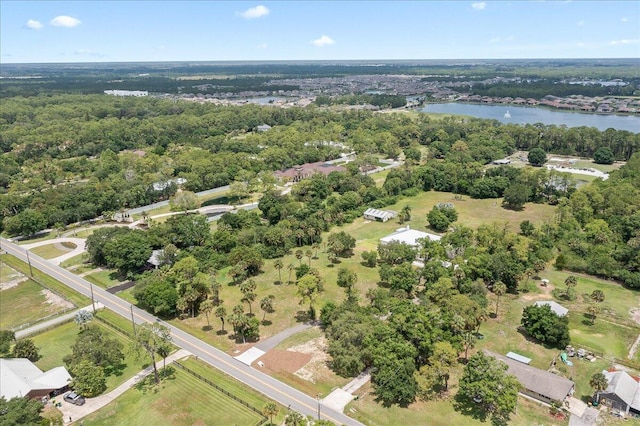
[[534, 300, 569, 317], [0, 358, 71, 400], [363, 208, 397, 222]]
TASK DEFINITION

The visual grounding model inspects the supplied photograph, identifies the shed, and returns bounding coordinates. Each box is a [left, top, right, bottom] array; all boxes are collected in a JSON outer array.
[[363, 208, 397, 222], [257, 124, 272, 132], [534, 300, 569, 317]]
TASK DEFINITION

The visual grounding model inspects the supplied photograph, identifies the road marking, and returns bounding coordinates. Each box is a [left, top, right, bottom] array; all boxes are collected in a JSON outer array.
[[2, 241, 352, 425]]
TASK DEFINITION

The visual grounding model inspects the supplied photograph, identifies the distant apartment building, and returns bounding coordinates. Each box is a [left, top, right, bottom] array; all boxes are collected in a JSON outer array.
[[104, 90, 149, 97]]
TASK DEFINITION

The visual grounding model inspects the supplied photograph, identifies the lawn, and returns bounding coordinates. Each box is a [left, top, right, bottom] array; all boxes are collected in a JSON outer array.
[[0, 276, 69, 329], [32, 319, 149, 392], [60, 253, 90, 269], [29, 243, 75, 259], [82, 358, 267, 426], [85, 269, 124, 289], [346, 381, 566, 426], [0, 254, 90, 307]]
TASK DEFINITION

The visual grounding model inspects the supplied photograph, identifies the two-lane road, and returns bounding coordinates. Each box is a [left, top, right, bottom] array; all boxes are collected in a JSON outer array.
[[0, 238, 362, 426]]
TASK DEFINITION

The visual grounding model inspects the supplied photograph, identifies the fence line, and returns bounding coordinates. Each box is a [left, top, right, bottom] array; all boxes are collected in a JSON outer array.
[[614, 358, 640, 371], [94, 315, 134, 338], [11, 306, 77, 332], [172, 361, 267, 426], [20, 317, 76, 337]]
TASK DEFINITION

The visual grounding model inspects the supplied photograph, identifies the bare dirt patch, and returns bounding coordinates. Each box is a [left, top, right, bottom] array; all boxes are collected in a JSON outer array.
[[0, 264, 28, 291], [41, 289, 74, 310], [630, 308, 640, 325], [288, 336, 331, 383], [254, 349, 312, 374]]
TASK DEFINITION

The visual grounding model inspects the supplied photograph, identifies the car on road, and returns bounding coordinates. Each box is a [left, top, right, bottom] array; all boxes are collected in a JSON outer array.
[[64, 392, 85, 406]]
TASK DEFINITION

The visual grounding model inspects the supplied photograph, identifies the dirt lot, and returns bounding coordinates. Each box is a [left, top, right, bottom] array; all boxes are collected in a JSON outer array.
[[254, 349, 312, 374]]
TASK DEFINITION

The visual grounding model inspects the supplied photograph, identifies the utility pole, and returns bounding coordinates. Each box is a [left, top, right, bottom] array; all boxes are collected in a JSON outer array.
[[317, 394, 321, 420], [89, 281, 96, 313], [130, 304, 136, 336], [26, 250, 34, 277]]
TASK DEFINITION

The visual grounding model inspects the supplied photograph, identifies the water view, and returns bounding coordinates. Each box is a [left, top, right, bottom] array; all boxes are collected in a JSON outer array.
[[419, 103, 640, 133]]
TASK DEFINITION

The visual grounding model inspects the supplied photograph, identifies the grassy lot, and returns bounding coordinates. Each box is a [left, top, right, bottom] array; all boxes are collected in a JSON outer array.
[[0, 254, 89, 306], [570, 160, 623, 173], [29, 243, 74, 260], [0, 276, 69, 329], [32, 319, 148, 392], [85, 269, 124, 289], [81, 364, 266, 426], [347, 381, 566, 426], [60, 253, 89, 269]]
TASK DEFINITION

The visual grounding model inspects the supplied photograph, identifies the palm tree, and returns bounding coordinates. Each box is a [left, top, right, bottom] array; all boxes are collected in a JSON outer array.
[[590, 372, 609, 402], [260, 295, 276, 322], [312, 242, 320, 258], [263, 402, 279, 426], [215, 306, 227, 333], [587, 301, 600, 325], [305, 249, 313, 267], [591, 289, 605, 303], [287, 263, 295, 284], [284, 411, 306, 426], [240, 279, 257, 314], [295, 249, 303, 266], [199, 299, 214, 328], [493, 281, 507, 317], [564, 275, 578, 299], [399, 205, 412, 223], [274, 259, 283, 284]]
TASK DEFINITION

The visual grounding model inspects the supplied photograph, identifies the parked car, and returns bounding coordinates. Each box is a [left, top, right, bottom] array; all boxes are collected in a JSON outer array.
[[64, 392, 85, 406]]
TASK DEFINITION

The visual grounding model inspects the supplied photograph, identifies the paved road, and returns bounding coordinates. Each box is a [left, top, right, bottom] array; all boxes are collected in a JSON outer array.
[[15, 303, 103, 338], [126, 185, 231, 215], [0, 238, 361, 426]]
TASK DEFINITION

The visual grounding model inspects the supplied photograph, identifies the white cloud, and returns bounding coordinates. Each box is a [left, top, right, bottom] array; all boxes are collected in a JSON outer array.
[[610, 39, 638, 45], [26, 19, 43, 30], [50, 15, 81, 27], [621, 17, 628, 22], [311, 35, 335, 47], [239, 5, 269, 19], [257, 43, 268, 49], [471, 2, 486, 10]]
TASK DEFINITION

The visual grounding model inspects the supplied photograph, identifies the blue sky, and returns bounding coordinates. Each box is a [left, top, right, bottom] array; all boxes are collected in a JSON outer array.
[[1, 1, 638, 63]]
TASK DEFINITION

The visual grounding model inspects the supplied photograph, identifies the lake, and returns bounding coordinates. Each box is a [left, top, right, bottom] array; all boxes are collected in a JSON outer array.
[[418, 103, 640, 133]]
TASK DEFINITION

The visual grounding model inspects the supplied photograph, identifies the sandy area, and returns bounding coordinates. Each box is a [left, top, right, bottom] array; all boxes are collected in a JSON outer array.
[[42, 289, 74, 310], [0, 264, 28, 291], [289, 336, 331, 382], [255, 349, 312, 374]]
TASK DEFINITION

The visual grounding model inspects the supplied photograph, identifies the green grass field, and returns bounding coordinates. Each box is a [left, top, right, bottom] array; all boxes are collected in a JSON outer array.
[[82, 358, 267, 426], [0, 254, 89, 307], [0, 276, 69, 329], [85, 270, 124, 289], [32, 319, 149, 392], [29, 243, 74, 259]]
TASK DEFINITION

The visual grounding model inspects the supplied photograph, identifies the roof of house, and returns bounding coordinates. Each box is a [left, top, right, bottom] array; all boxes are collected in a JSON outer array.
[[602, 370, 640, 409], [506, 352, 532, 365], [147, 249, 165, 267], [484, 350, 575, 402], [0, 358, 71, 399], [534, 300, 569, 317], [380, 226, 441, 246], [257, 124, 272, 131], [363, 208, 397, 219]]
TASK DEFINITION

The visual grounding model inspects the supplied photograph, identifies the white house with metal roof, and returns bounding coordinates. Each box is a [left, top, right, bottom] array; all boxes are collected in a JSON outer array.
[[0, 358, 71, 400], [380, 226, 441, 247], [534, 300, 569, 317]]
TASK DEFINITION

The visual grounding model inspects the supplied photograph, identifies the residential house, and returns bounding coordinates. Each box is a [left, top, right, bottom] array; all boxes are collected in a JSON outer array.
[[596, 370, 640, 416], [274, 161, 346, 183], [380, 226, 441, 247], [484, 350, 575, 405], [257, 124, 272, 132], [0, 358, 71, 400]]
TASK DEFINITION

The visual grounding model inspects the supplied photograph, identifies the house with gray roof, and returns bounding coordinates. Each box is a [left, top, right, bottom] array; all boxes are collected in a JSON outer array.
[[534, 300, 569, 317], [484, 350, 575, 405], [0, 358, 71, 400], [597, 370, 640, 415], [380, 226, 441, 247]]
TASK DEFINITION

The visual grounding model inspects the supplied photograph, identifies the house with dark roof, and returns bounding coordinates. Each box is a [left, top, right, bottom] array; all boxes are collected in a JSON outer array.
[[597, 370, 640, 415], [0, 358, 71, 400], [484, 350, 575, 405]]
